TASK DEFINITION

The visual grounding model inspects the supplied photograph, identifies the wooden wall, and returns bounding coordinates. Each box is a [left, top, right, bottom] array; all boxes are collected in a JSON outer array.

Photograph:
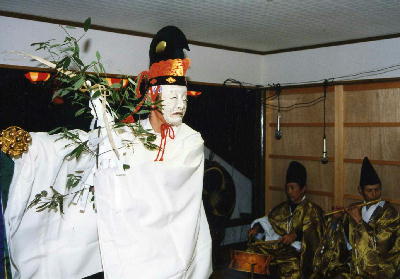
[[265, 80, 400, 212]]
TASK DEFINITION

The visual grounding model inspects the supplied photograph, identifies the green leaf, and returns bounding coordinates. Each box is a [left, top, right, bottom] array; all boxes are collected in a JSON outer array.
[[61, 46, 74, 53], [122, 104, 136, 110], [111, 90, 120, 102], [36, 202, 50, 212], [147, 134, 156, 142], [99, 62, 105, 74], [75, 107, 86, 117], [63, 56, 71, 68], [96, 51, 101, 61], [49, 127, 63, 135], [73, 55, 84, 66], [58, 88, 73, 97], [83, 17, 91, 32], [67, 144, 84, 159], [91, 90, 101, 99], [136, 110, 150, 115], [72, 77, 85, 90], [74, 41, 80, 56], [123, 164, 130, 170], [64, 25, 76, 29]]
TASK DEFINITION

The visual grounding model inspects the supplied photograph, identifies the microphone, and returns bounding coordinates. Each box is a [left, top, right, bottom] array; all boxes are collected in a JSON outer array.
[[275, 113, 282, 140], [321, 136, 328, 164]]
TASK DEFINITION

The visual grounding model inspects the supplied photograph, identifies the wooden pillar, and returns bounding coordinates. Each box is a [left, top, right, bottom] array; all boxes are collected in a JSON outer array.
[[265, 92, 274, 213], [334, 85, 345, 207]]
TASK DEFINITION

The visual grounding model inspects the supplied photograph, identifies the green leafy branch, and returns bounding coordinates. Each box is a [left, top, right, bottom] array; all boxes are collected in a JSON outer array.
[[28, 186, 66, 214], [129, 122, 158, 151], [26, 18, 163, 215]]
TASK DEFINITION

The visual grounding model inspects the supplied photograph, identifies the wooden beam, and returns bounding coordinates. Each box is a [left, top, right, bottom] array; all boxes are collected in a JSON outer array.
[[267, 86, 334, 95], [269, 186, 333, 197], [269, 122, 400, 128], [269, 154, 335, 162], [344, 122, 400, 127], [334, 85, 345, 207], [343, 81, 400, 91], [344, 158, 400, 166], [269, 122, 335, 127], [265, 94, 274, 213]]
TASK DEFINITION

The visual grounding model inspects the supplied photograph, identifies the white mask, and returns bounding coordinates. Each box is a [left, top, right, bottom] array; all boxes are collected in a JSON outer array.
[[158, 85, 188, 126]]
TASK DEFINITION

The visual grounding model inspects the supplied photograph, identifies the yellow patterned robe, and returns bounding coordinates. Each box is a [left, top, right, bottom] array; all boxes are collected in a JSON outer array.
[[345, 201, 400, 279], [248, 198, 324, 279], [310, 216, 351, 279]]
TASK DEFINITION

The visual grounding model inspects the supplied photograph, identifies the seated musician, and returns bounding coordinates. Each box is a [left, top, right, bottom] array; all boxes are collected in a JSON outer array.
[[312, 157, 400, 279], [247, 161, 324, 279]]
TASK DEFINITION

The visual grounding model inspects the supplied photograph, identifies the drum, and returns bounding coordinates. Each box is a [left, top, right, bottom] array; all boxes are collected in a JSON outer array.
[[229, 250, 273, 275]]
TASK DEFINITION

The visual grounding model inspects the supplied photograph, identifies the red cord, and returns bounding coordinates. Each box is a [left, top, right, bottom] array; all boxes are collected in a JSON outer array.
[[154, 123, 175, 161]]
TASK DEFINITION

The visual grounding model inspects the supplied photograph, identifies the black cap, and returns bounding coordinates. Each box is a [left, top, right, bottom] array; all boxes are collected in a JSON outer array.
[[149, 26, 190, 66], [286, 161, 307, 187], [359, 157, 381, 188]]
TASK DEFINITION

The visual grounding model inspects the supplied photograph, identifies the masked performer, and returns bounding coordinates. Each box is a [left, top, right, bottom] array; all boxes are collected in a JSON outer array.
[[1, 26, 212, 279], [247, 161, 324, 279]]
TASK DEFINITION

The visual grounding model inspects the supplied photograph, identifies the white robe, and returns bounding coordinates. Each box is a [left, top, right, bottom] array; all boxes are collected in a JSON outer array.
[[96, 119, 212, 278], [5, 119, 212, 278], [5, 131, 102, 279]]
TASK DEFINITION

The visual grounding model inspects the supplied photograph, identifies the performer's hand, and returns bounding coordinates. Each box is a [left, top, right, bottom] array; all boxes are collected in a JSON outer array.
[[280, 232, 297, 245], [345, 206, 362, 224], [248, 223, 263, 240], [248, 228, 256, 238]]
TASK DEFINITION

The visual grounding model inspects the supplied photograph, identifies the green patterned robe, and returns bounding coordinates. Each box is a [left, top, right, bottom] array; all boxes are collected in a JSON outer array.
[[346, 201, 400, 279], [248, 198, 324, 279]]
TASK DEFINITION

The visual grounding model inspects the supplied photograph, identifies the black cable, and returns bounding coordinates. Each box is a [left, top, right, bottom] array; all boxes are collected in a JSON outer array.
[[223, 61, 400, 89], [224, 62, 400, 113], [264, 96, 325, 111]]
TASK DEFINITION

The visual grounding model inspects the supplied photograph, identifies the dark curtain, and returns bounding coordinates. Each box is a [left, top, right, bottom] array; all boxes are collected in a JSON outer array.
[[0, 67, 90, 131], [186, 83, 264, 216]]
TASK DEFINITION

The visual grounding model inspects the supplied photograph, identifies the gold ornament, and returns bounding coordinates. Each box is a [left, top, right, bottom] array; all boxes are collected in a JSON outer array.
[[155, 41, 167, 53], [166, 77, 176, 84], [0, 126, 31, 157]]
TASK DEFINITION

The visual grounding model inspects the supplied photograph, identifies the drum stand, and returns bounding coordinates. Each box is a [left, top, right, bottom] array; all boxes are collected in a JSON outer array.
[[249, 264, 255, 279]]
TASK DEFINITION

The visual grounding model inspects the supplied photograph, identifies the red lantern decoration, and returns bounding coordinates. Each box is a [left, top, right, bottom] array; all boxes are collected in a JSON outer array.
[[52, 97, 64, 105], [187, 90, 202, 96], [105, 78, 128, 89], [24, 72, 51, 83]]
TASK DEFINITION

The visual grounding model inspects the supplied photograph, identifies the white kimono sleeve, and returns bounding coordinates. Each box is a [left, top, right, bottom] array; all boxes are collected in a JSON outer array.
[[5, 131, 102, 279]]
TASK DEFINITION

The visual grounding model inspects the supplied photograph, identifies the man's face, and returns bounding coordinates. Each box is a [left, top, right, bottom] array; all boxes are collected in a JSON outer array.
[[160, 85, 187, 126], [285, 182, 305, 204], [359, 184, 381, 202]]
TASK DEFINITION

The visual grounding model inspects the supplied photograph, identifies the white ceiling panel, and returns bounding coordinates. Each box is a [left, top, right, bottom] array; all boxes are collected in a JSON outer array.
[[1, 0, 400, 53]]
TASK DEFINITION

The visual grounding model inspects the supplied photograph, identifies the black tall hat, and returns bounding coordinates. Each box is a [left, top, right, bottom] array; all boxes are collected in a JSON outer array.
[[149, 26, 190, 65], [359, 157, 381, 187], [286, 161, 307, 187], [147, 26, 191, 86]]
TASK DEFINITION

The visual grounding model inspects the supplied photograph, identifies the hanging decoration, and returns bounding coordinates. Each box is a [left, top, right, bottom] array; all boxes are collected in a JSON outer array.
[[274, 84, 282, 140], [187, 90, 202, 96], [24, 72, 51, 83], [320, 80, 329, 164], [104, 77, 128, 89]]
